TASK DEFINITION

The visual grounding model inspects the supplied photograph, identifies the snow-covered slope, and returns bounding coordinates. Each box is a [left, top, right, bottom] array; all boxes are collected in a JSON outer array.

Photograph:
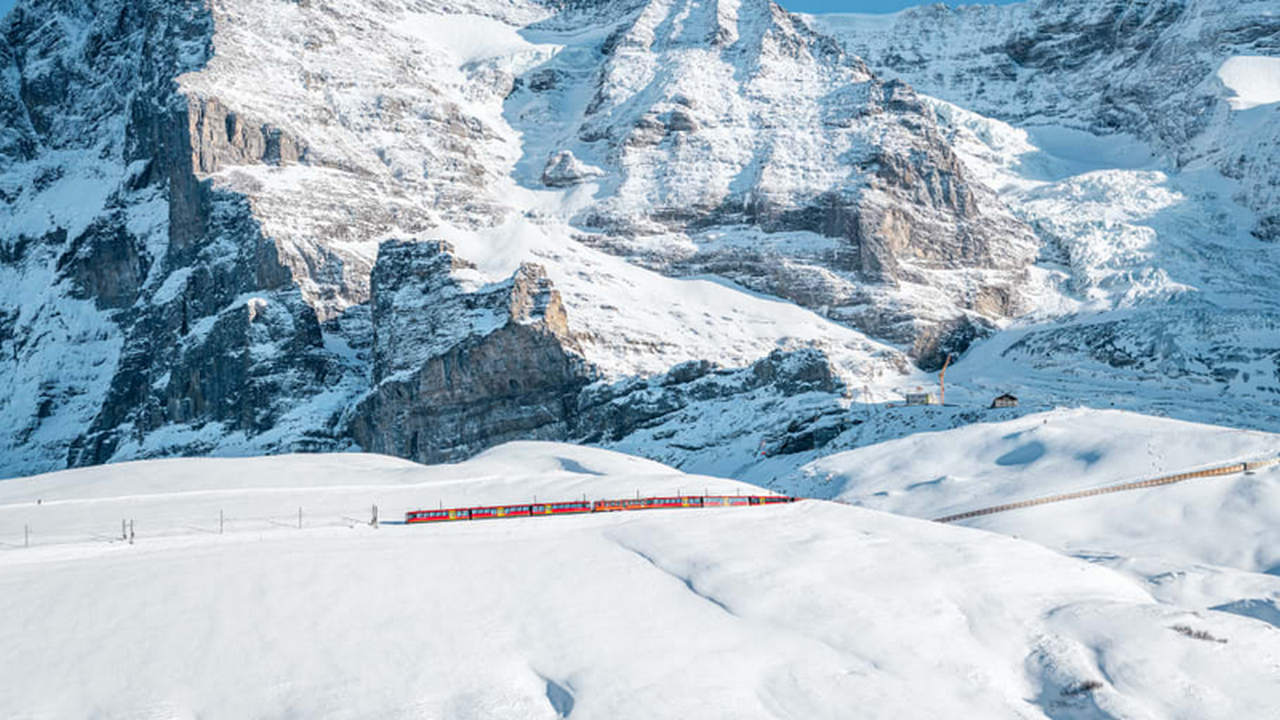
[[4, 442, 1280, 718], [788, 409, 1280, 639]]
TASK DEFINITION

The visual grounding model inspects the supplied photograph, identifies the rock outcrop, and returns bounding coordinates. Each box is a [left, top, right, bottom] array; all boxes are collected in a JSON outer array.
[[352, 240, 593, 463]]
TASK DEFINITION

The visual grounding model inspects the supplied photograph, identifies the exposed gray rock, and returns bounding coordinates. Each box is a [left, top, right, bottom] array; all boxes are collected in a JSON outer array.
[[55, 214, 149, 310], [186, 95, 309, 174], [352, 239, 594, 463], [541, 150, 605, 187]]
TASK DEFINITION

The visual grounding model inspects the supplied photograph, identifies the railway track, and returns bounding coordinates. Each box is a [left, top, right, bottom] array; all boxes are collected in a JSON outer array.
[[933, 456, 1280, 524]]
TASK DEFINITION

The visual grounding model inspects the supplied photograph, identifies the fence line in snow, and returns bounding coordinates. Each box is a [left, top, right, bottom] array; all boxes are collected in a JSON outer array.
[[933, 455, 1280, 524], [0, 505, 382, 552]]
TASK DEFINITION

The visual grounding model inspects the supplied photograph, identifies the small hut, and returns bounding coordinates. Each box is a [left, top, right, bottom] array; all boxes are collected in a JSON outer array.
[[990, 393, 1019, 409], [904, 391, 936, 406]]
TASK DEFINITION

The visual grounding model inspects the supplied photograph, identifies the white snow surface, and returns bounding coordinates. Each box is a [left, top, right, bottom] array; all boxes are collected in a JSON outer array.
[[4, 441, 1280, 718], [1218, 55, 1280, 111], [790, 408, 1280, 643]]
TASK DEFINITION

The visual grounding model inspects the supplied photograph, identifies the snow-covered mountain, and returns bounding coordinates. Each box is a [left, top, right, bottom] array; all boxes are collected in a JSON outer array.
[[1, 0, 1277, 478], [814, 0, 1280, 241], [807, 0, 1280, 442], [3, 442, 1279, 718]]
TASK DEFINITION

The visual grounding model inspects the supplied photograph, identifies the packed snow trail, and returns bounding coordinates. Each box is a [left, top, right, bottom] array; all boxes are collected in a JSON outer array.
[[934, 456, 1280, 523]]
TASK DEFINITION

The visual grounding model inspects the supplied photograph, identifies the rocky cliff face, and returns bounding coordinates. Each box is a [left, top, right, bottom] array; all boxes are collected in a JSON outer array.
[[0, 1, 354, 471], [1, 0, 1276, 478], [814, 0, 1280, 241], [352, 240, 593, 463], [509, 0, 1037, 368]]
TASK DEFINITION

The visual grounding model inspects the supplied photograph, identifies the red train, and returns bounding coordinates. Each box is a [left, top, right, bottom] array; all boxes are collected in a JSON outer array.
[[406, 494, 796, 524]]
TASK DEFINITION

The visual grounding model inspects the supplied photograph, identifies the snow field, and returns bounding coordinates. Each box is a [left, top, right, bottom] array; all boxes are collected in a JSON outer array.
[[0, 443, 753, 549], [790, 408, 1280, 643], [1218, 56, 1280, 111], [795, 408, 1280, 516], [3, 442, 1280, 718]]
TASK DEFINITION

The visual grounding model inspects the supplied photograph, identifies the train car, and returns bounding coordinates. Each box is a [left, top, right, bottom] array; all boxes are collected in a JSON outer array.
[[532, 501, 593, 515], [701, 495, 752, 507], [593, 498, 659, 512], [648, 496, 702, 509], [468, 504, 533, 520], [405, 508, 471, 523], [750, 495, 794, 505], [628, 497, 662, 510]]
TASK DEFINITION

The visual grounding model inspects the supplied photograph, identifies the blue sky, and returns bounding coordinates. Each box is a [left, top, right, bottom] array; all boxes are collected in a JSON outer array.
[[1, 0, 14, 19]]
